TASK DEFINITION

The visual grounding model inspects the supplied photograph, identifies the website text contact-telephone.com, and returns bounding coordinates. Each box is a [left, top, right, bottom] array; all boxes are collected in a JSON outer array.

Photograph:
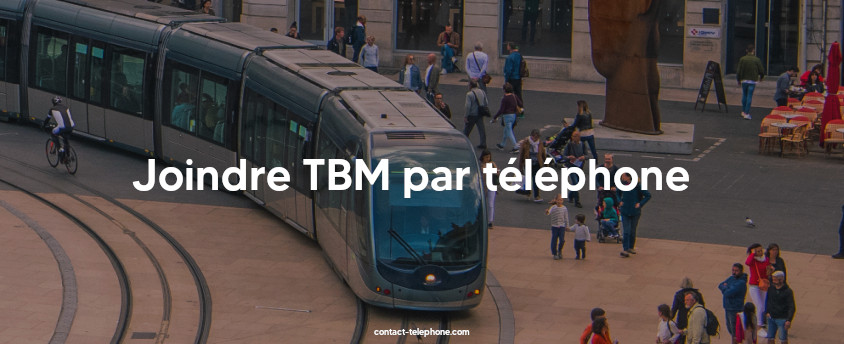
[[372, 328, 470, 337]]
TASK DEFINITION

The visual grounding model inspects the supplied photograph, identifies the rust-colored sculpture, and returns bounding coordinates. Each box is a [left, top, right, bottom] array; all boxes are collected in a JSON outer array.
[[589, 0, 663, 134]]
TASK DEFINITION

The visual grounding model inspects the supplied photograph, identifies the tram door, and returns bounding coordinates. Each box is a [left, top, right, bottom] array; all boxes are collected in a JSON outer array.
[[296, 0, 358, 46], [726, 0, 799, 75]]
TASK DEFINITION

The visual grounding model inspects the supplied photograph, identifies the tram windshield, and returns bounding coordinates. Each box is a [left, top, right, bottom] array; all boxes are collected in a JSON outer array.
[[371, 145, 484, 268]]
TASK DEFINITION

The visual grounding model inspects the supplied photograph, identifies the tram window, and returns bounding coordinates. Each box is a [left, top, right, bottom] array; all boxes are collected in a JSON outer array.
[[32, 28, 69, 94], [109, 47, 144, 116], [0, 21, 19, 83], [89, 44, 105, 104], [165, 63, 199, 132], [287, 114, 312, 193], [0, 21, 7, 81], [265, 102, 287, 169], [71, 38, 89, 100], [241, 87, 267, 165], [197, 74, 228, 143]]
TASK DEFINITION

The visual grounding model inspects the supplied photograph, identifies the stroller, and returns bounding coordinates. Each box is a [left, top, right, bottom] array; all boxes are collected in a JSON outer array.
[[595, 190, 622, 243], [545, 121, 576, 168]]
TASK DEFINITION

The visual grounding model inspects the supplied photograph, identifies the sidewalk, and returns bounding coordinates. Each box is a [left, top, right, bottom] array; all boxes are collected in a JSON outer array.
[[436, 71, 780, 111]]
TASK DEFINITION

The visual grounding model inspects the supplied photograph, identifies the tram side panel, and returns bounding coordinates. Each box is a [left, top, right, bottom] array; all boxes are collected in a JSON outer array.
[[0, 16, 22, 119], [27, 0, 162, 154], [240, 57, 323, 237]]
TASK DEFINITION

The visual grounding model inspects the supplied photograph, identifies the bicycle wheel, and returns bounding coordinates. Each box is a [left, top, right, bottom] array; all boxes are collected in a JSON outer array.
[[65, 146, 78, 175], [46, 138, 59, 167]]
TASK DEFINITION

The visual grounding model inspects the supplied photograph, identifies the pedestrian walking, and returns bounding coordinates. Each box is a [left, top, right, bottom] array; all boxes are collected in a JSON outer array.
[[492, 83, 522, 153], [618, 172, 650, 257], [503, 42, 524, 102], [480, 150, 497, 228], [570, 214, 590, 260], [463, 80, 488, 149], [735, 302, 758, 344], [684, 291, 711, 344], [719, 263, 748, 340], [764, 271, 795, 344], [736, 44, 765, 120], [746, 243, 770, 328], [518, 129, 547, 202], [671, 277, 704, 344], [580, 308, 606, 344], [567, 100, 598, 159], [546, 194, 569, 260], [656, 304, 681, 344]]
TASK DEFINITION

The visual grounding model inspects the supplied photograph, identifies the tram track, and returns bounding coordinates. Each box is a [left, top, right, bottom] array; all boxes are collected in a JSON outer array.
[[0, 153, 212, 343], [351, 301, 451, 344]]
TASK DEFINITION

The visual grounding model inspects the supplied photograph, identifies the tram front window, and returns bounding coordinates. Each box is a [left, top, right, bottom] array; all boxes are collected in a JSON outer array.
[[372, 147, 483, 269]]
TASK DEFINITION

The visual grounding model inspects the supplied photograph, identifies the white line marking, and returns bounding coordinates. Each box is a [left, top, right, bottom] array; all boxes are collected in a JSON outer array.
[[641, 155, 665, 159]]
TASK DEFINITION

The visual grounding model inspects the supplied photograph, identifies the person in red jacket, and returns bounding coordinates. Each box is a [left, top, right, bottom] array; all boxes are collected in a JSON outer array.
[[745, 243, 770, 328], [580, 308, 606, 344]]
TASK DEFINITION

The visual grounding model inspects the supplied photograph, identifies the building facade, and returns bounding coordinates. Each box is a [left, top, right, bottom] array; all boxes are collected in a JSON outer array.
[[239, 0, 842, 89]]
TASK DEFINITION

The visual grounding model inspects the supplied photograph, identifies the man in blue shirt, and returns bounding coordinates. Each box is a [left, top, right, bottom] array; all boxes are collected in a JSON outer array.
[[503, 42, 523, 102], [774, 66, 799, 107], [465, 42, 489, 92]]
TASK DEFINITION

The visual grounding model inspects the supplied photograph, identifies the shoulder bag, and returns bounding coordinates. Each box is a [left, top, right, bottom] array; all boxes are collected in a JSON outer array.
[[473, 90, 491, 117], [473, 53, 492, 84], [755, 263, 770, 291]]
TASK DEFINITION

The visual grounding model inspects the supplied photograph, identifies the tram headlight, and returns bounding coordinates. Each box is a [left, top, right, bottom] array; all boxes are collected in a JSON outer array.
[[424, 273, 437, 285]]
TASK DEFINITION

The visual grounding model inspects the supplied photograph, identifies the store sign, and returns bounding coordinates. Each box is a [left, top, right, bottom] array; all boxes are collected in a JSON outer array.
[[687, 27, 721, 39]]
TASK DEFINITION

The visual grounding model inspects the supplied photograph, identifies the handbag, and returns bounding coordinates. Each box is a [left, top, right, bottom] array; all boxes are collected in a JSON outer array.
[[473, 52, 491, 84], [512, 94, 524, 115], [755, 263, 770, 291], [473, 90, 491, 117]]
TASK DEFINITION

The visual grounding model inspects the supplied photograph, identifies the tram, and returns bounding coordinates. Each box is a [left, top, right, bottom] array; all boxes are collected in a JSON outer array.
[[0, 0, 487, 310]]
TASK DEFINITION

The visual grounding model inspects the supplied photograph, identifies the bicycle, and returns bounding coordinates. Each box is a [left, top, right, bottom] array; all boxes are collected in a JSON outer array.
[[45, 126, 78, 175]]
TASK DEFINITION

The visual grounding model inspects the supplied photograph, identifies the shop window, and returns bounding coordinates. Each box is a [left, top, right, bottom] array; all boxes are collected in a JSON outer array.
[[658, 0, 685, 64], [502, 0, 571, 58], [396, 0, 464, 52]]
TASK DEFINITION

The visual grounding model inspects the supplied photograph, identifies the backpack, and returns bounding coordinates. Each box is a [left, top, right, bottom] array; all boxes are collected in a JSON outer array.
[[704, 307, 720, 337], [519, 56, 530, 78]]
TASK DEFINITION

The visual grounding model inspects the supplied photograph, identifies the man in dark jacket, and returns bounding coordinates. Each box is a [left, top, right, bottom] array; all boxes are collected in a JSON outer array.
[[327, 27, 346, 57], [719, 263, 748, 339], [765, 271, 795, 344], [350, 16, 366, 63], [618, 172, 651, 257]]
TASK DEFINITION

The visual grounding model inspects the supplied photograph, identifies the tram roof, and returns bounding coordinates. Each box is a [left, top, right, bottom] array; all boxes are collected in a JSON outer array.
[[58, 0, 223, 25], [339, 90, 454, 130], [180, 22, 314, 51]]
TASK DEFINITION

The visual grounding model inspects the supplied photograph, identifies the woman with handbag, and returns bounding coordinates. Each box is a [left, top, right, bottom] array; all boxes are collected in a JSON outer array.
[[745, 243, 770, 329], [492, 83, 523, 154]]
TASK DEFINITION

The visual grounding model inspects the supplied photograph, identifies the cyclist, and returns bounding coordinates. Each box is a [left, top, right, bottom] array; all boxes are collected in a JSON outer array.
[[42, 96, 75, 161]]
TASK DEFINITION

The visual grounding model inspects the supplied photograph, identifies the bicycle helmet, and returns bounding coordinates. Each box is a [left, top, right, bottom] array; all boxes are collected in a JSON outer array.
[[52, 96, 62, 105]]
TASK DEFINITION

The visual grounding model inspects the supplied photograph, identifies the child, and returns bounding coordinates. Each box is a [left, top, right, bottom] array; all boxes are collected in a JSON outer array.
[[569, 214, 591, 260], [545, 194, 569, 260], [656, 304, 681, 344], [599, 197, 620, 238]]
